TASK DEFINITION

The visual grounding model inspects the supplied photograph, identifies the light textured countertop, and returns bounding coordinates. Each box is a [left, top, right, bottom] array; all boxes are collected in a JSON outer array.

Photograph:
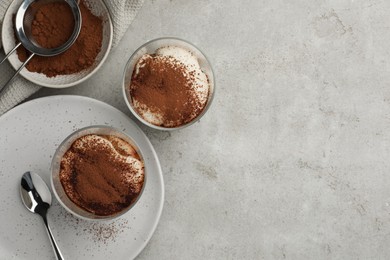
[[32, 0, 390, 259]]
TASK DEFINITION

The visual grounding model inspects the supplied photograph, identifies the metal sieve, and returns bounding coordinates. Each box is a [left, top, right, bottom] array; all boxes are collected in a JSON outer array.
[[0, 0, 82, 94]]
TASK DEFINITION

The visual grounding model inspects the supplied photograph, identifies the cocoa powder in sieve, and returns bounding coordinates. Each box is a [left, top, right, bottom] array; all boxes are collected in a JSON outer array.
[[31, 2, 75, 49], [16, 1, 103, 77]]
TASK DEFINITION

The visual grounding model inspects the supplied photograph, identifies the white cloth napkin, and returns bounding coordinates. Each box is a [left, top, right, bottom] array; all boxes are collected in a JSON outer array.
[[0, 0, 144, 115]]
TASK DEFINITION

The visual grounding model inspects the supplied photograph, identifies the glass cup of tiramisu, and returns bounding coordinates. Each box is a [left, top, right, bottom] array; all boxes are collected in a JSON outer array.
[[122, 37, 215, 130], [51, 126, 145, 220]]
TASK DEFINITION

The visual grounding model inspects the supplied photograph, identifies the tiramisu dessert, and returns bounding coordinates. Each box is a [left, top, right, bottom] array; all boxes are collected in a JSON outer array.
[[59, 134, 144, 216], [129, 46, 210, 127]]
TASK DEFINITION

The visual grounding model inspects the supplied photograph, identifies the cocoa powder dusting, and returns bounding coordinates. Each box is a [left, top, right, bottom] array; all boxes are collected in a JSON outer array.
[[130, 55, 205, 127], [16, 1, 103, 77], [59, 135, 144, 216]]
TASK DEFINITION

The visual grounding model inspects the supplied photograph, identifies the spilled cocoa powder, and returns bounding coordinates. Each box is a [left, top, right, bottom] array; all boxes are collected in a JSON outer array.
[[59, 209, 130, 244], [16, 0, 103, 77], [130, 54, 207, 127]]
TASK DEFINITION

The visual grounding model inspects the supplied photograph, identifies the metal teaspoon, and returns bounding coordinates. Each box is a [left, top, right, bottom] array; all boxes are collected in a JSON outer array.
[[20, 171, 64, 260]]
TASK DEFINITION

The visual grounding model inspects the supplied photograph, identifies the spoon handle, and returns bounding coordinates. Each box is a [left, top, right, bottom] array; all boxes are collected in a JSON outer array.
[[42, 214, 64, 260]]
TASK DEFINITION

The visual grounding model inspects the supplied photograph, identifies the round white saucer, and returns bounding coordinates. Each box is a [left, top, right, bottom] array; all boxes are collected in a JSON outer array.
[[0, 95, 164, 259]]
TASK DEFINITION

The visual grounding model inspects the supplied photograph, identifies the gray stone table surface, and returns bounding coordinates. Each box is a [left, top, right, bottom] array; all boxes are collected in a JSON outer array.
[[31, 0, 390, 259]]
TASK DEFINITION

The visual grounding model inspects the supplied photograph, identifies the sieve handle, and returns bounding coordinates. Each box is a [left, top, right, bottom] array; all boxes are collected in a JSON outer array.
[[0, 42, 22, 66], [0, 53, 35, 95]]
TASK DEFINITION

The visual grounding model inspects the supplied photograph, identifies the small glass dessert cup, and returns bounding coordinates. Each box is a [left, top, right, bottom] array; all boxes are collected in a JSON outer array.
[[122, 37, 215, 131], [51, 125, 146, 221]]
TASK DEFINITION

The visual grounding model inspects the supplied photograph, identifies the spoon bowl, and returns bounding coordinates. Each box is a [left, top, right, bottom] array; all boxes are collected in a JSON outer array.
[[20, 171, 64, 260], [20, 171, 52, 213]]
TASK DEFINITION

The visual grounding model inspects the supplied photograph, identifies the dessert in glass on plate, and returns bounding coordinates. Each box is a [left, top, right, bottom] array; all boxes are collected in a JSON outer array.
[[51, 125, 145, 220], [123, 37, 215, 130]]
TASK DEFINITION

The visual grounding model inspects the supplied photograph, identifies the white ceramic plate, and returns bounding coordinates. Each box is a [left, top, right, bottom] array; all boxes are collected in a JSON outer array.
[[1, 0, 113, 88], [0, 95, 164, 259]]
